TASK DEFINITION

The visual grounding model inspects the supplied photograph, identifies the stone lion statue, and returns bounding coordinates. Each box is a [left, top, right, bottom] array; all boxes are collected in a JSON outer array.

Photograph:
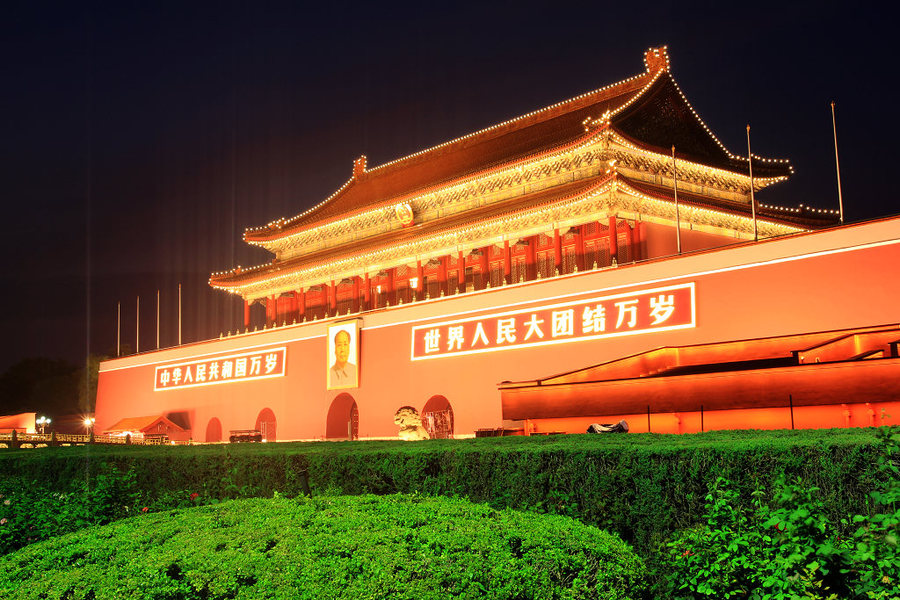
[[394, 406, 430, 441]]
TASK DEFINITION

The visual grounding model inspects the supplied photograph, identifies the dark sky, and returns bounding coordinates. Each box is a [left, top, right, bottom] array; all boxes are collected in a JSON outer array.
[[1, 1, 896, 372]]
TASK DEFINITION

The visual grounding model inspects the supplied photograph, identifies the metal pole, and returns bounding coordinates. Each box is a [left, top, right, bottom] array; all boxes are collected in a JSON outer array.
[[672, 145, 682, 254], [156, 289, 160, 349], [178, 283, 182, 345], [136, 296, 140, 354], [789, 394, 795, 430], [831, 101, 844, 224], [746, 125, 758, 242], [116, 301, 120, 357]]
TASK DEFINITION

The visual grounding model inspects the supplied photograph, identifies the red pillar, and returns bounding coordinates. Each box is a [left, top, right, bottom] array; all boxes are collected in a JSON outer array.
[[624, 222, 634, 262], [352, 277, 360, 313], [608, 216, 618, 263], [243, 300, 250, 329], [480, 247, 490, 288], [329, 280, 337, 317], [364, 273, 371, 310], [457, 251, 466, 293], [633, 221, 644, 261], [298, 288, 306, 321], [438, 256, 448, 296], [574, 226, 585, 272], [387, 268, 395, 305], [415, 261, 424, 300], [268, 295, 276, 326], [553, 229, 562, 276], [525, 236, 536, 281], [503, 240, 512, 284]]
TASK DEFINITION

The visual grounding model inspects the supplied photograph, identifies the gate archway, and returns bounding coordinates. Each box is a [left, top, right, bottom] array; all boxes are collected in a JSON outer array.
[[255, 408, 277, 442], [422, 395, 454, 439], [326, 393, 359, 440], [205, 417, 223, 443]]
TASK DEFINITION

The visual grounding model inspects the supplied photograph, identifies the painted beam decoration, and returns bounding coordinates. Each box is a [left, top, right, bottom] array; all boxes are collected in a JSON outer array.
[[154, 347, 287, 391], [411, 283, 695, 360]]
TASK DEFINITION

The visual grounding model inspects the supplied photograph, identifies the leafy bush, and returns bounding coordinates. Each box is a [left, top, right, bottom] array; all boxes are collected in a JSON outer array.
[[840, 426, 900, 599], [0, 428, 887, 555], [657, 427, 900, 599], [0, 494, 647, 599], [0, 463, 140, 555]]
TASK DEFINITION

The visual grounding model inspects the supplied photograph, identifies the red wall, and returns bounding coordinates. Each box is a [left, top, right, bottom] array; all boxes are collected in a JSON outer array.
[[96, 217, 900, 441]]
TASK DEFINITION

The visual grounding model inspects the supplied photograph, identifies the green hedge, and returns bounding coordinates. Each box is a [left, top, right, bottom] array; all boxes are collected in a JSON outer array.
[[0, 494, 647, 599], [0, 428, 888, 553]]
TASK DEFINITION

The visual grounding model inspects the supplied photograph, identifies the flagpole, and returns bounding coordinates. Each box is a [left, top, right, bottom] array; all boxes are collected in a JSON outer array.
[[746, 125, 758, 242], [178, 283, 182, 345], [831, 101, 844, 224], [116, 301, 121, 357], [156, 289, 160, 349], [136, 296, 140, 354], [672, 145, 682, 254]]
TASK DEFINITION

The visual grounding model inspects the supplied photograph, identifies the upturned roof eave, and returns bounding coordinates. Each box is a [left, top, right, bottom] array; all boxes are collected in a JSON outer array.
[[241, 60, 664, 245], [242, 124, 612, 248], [608, 72, 794, 180], [618, 176, 838, 228]]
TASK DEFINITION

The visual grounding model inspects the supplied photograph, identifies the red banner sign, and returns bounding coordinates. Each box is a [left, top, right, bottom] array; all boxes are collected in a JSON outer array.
[[154, 346, 287, 391], [411, 282, 695, 360]]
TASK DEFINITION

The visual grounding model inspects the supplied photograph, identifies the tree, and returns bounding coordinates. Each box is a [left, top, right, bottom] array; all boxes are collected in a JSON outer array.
[[77, 354, 107, 413], [0, 357, 78, 416]]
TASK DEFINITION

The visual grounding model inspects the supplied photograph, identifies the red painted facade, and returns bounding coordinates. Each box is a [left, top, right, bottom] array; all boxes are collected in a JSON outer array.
[[96, 218, 900, 440]]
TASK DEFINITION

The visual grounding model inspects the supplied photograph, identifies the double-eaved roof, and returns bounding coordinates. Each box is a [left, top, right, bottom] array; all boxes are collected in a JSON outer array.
[[211, 47, 832, 296]]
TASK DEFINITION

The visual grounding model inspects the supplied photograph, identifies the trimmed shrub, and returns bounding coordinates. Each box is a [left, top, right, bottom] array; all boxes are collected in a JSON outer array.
[[0, 494, 647, 599], [0, 428, 889, 553]]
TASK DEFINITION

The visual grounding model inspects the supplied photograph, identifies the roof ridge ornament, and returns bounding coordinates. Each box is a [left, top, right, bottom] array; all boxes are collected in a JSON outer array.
[[353, 155, 368, 178], [643, 46, 670, 74]]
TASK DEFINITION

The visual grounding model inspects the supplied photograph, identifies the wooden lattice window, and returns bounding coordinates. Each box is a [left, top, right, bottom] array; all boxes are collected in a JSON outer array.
[[489, 264, 503, 287], [562, 246, 577, 274], [584, 240, 611, 269], [617, 232, 631, 263], [537, 251, 555, 278], [512, 257, 527, 283], [426, 277, 440, 299]]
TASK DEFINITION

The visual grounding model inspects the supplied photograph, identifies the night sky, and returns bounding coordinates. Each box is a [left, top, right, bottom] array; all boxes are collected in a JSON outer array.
[[2, 1, 896, 373]]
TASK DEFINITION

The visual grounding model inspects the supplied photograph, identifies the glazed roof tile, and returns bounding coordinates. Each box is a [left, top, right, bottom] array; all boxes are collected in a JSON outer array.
[[245, 55, 660, 242], [246, 48, 792, 245]]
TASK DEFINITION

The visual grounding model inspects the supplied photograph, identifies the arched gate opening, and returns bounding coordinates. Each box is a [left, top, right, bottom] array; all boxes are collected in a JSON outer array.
[[326, 393, 359, 440], [422, 395, 454, 439]]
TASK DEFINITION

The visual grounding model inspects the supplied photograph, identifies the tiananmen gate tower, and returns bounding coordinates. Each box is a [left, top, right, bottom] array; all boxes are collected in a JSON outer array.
[[95, 47, 900, 442]]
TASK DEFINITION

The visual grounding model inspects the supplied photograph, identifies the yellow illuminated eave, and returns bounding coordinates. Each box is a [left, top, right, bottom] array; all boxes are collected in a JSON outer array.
[[211, 176, 616, 295], [240, 125, 614, 252], [605, 130, 789, 188], [241, 126, 783, 259], [209, 174, 811, 299]]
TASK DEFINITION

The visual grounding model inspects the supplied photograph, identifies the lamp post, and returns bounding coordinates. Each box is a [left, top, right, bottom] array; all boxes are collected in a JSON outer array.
[[84, 417, 96, 434], [36, 416, 51, 435]]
